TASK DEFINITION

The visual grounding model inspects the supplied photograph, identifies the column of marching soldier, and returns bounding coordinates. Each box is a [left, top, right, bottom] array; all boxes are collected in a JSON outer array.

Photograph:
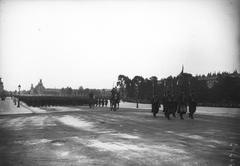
[[151, 95, 197, 120], [91, 87, 197, 120]]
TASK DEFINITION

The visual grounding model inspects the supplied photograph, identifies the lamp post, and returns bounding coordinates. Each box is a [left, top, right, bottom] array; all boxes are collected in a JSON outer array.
[[17, 84, 21, 108]]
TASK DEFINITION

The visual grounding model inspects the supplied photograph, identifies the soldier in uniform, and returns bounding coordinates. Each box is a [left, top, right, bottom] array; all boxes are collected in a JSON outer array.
[[166, 96, 177, 120], [98, 98, 101, 107], [164, 96, 172, 120], [110, 87, 117, 111], [152, 96, 160, 117], [104, 98, 108, 107], [178, 94, 187, 119], [162, 95, 167, 113], [88, 92, 94, 108], [95, 97, 98, 107], [189, 97, 197, 119], [13, 97, 17, 105], [101, 98, 104, 107]]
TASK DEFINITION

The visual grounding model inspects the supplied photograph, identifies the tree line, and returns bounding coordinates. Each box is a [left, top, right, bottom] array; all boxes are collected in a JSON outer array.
[[117, 71, 240, 107]]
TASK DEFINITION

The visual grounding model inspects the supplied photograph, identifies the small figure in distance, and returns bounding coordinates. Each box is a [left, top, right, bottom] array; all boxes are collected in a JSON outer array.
[[110, 87, 118, 111], [165, 95, 176, 120], [164, 95, 172, 120], [98, 98, 101, 107], [178, 94, 187, 120], [162, 95, 167, 113], [152, 95, 160, 117], [88, 92, 94, 108], [189, 97, 197, 119], [104, 98, 108, 107], [13, 96, 16, 105], [101, 98, 104, 107], [95, 98, 98, 107]]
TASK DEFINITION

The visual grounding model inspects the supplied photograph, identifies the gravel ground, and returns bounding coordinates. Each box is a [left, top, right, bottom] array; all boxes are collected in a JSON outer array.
[[0, 105, 239, 166]]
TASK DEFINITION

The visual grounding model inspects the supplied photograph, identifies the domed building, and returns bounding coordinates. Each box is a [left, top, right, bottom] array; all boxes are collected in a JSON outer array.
[[30, 79, 61, 96]]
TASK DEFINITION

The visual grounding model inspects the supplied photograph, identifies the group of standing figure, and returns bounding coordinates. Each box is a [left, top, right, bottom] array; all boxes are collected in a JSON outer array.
[[151, 95, 197, 120], [95, 98, 108, 107], [88, 88, 120, 111], [90, 88, 197, 120]]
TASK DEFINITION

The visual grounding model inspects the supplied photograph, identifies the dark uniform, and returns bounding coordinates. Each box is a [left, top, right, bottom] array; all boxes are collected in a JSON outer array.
[[104, 99, 108, 107], [101, 98, 104, 107], [110, 88, 117, 111], [178, 99, 187, 119], [88, 93, 94, 108], [152, 96, 160, 117], [189, 99, 197, 119], [164, 97, 172, 120]]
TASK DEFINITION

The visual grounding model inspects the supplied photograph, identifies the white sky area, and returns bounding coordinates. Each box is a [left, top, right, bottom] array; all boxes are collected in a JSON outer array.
[[0, 0, 239, 91]]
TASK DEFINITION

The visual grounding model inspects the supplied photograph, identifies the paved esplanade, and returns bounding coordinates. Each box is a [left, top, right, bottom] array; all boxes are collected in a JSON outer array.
[[0, 97, 32, 115], [0, 98, 239, 165]]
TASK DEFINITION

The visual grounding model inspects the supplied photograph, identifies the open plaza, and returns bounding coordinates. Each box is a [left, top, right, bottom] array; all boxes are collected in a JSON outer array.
[[0, 97, 239, 166]]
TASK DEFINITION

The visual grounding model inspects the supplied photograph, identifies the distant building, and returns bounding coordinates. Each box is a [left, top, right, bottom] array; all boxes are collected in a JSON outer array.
[[196, 70, 240, 89], [198, 76, 218, 88], [30, 79, 61, 95]]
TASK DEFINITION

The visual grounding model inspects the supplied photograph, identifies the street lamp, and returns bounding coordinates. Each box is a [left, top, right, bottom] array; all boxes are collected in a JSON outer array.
[[17, 84, 21, 108]]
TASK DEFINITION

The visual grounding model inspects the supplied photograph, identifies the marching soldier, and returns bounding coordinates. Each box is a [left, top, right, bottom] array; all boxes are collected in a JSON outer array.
[[189, 97, 197, 119], [152, 96, 160, 117], [104, 98, 108, 107], [101, 98, 104, 107], [178, 95, 187, 119]]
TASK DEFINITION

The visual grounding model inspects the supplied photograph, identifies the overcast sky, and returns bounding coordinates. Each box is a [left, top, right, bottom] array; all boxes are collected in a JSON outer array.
[[0, 0, 239, 91]]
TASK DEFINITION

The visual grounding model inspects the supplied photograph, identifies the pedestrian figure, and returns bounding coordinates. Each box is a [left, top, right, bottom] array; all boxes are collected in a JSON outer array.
[[162, 96, 167, 113], [167, 96, 178, 119], [178, 95, 187, 119], [88, 93, 94, 108], [189, 98, 197, 119], [99, 98, 101, 107], [13, 97, 16, 105], [95, 98, 98, 107], [101, 98, 104, 107], [98, 98, 101, 107], [152, 96, 160, 117], [110, 87, 118, 111], [164, 96, 172, 120], [104, 98, 108, 107]]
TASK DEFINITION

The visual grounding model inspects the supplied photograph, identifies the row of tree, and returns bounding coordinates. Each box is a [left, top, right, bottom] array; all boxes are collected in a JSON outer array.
[[117, 71, 240, 107], [117, 75, 158, 102]]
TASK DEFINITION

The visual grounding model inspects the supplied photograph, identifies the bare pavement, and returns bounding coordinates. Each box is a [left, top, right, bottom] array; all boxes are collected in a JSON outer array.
[[0, 98, 240, 166]]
